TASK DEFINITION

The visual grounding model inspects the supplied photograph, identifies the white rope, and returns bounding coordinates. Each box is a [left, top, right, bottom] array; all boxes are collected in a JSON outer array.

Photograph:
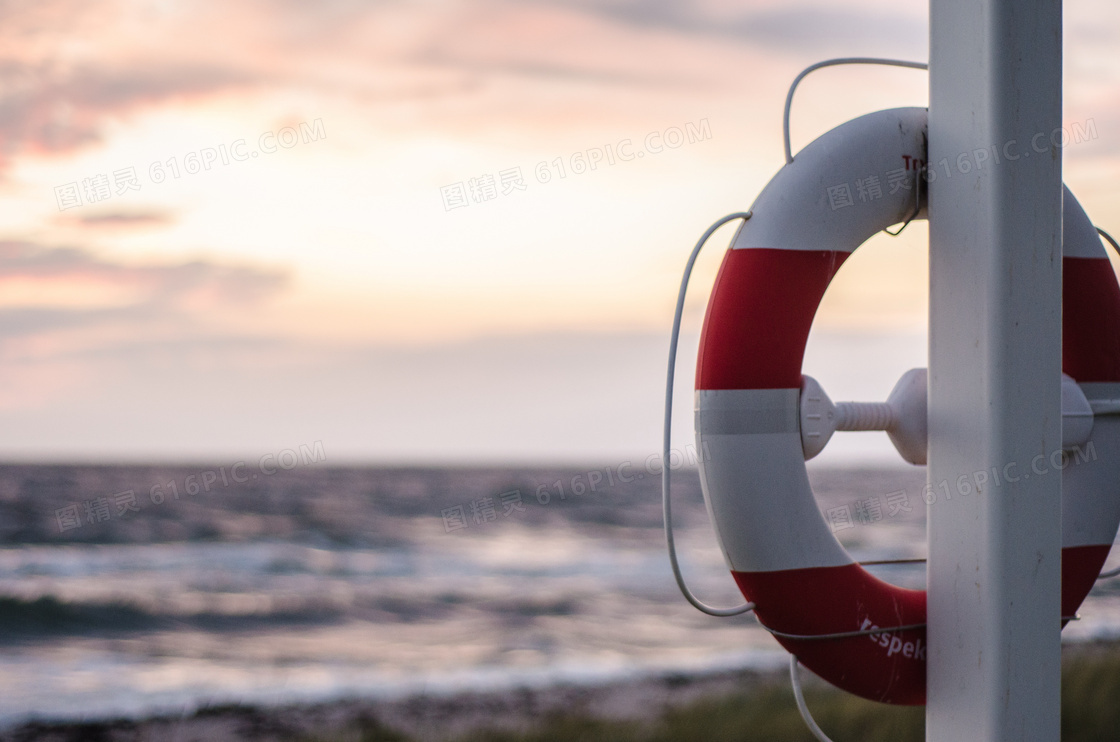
[[663, 212, 755, 617], [790, 655, 835, 742], [1098, 226, 1120, 256], [783, 58, 928, 164], [1098, 565, 1120, 579]]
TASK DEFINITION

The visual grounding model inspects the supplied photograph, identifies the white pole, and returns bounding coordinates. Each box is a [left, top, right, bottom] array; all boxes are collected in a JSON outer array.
[[927, 0, 1063, 739]]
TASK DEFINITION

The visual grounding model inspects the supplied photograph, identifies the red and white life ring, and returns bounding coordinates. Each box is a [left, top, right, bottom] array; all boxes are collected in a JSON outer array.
[[695, 107, 1120, 705]]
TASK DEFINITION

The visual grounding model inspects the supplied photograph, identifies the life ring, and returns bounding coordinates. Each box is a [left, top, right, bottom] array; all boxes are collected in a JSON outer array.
[[694, 107, 1120, 705]]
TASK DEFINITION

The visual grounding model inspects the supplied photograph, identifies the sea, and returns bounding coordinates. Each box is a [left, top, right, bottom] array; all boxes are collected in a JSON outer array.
[[1, 461, 1119, 728]]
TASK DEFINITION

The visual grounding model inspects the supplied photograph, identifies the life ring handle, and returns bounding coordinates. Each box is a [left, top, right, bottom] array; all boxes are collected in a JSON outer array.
[[663, 211, 755, 617], [791, 655, 834, 742], [1098, 226, 1120, 256], [783, 58, 928, 164]]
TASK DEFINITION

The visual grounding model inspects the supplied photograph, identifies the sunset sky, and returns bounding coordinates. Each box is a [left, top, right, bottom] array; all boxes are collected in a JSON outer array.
[[1, 0, 1118, 464]]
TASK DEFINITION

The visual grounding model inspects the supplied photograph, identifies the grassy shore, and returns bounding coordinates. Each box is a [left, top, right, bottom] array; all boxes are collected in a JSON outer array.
[[5, 644, 1119, 741]]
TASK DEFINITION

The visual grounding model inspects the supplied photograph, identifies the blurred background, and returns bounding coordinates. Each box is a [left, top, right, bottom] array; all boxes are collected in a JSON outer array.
[[2, 1, 1120, 739], [1, 0, 1112, 465]]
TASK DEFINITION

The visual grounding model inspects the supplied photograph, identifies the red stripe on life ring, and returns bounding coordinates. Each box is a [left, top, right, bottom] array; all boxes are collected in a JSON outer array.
[[1063, 257, 1120, 383], [1062, 543, 1112, 618], [732, 543, 1112, 706], [696, 248, 847, 390], [733, 564, 926, 705]]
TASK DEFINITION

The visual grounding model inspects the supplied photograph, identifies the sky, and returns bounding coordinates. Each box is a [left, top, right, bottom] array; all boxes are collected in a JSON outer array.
[[0, 0, 1118, 465]]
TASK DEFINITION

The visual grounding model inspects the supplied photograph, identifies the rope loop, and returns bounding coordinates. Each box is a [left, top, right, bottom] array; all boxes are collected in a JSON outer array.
[[663, 212, 755, 617]]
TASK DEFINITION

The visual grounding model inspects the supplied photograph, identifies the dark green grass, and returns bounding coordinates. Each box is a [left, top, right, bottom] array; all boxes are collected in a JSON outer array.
[[455, 648, 1120, 742], [1061, 650, 1120, 742], [455, 681, 924, 742]]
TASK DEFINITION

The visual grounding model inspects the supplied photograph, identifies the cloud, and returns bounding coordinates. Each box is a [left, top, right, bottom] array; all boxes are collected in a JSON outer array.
[[0, 241, 284, 294], [0, 63, 257, 166], [529, 0, 927, 56], [62, 210, 174, 229], [0, 240, 288, 343], [416, 52, 686, 88]]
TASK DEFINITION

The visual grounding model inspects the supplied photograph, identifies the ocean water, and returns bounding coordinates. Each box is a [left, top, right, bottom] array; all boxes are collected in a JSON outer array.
[[0, 463, 1118, 727]]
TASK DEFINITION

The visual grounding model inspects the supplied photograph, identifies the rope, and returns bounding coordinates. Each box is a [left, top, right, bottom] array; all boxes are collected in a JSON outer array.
[[761, 614, 1077, 642], [790, 655, 835, 742], [766, 621, 926, 641], [783, 58, 928, 164], [883, 159, 925, 237], [663, 212, 755, 617], [1098, 226, 1120, 256], [858, 558, 926, 566]]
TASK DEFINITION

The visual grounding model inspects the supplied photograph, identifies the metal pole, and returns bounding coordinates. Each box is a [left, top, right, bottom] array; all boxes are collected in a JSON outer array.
[[927, 0, 1063, 739]]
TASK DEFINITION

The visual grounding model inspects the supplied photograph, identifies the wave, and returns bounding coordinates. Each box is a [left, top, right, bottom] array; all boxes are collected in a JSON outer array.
[[0, 595, 343, 642]]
